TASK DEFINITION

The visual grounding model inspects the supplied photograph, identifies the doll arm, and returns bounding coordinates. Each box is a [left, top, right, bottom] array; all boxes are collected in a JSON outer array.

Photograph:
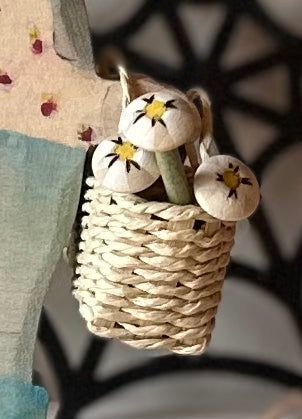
[[0, 131, 85, 417]]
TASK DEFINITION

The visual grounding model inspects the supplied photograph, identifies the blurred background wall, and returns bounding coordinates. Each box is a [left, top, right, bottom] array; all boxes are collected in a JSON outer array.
[[35, 1, 302, 418]]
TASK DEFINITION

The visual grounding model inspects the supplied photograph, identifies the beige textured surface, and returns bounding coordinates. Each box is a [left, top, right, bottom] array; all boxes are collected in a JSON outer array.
[[73, 177, 235, 355], [0, 0, 114, 148]]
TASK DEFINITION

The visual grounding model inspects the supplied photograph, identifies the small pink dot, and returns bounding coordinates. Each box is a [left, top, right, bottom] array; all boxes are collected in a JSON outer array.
[[41, 101, 57, 117], [79, 127, 93, 142], [0, 74, 12, 85], [32, 39, 43, 55]]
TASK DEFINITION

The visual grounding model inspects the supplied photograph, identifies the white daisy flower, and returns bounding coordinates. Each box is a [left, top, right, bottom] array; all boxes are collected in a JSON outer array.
[[119, 90, 201, 152], [194, 155, 260, 221], [92, 135, 160, 193]]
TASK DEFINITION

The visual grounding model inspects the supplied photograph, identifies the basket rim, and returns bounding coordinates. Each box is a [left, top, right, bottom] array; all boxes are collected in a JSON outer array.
[[85, 176, 235, 224]]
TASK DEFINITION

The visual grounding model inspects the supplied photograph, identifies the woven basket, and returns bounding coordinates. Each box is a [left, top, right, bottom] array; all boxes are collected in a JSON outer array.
[[73, 176, 236, 355]]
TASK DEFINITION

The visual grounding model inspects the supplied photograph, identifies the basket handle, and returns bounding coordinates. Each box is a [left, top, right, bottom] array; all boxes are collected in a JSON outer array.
[[186, 88, 219, 163], [50, 0, 94, 70]]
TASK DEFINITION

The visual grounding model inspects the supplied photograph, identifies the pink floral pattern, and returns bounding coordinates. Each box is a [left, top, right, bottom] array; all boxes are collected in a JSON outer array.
[[0, 72, 12, 85], [32, 39, 43, 55], [41, 95, 57, 117], [0, 7, 103, 148], [0, 66, 13, 91], [29, 25, 43, 55], [78, 126, 93, 142]]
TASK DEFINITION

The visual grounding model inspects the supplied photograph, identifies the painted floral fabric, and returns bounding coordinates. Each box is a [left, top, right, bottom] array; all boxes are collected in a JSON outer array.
[[0, 0, 109, 149]]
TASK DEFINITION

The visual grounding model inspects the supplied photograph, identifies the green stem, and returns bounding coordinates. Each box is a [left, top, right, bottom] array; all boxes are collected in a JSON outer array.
[[155, 149, 193, 205]]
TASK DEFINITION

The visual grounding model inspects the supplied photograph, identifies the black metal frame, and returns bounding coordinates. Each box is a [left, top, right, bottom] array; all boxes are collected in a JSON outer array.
[[38, 1, 302, 417]]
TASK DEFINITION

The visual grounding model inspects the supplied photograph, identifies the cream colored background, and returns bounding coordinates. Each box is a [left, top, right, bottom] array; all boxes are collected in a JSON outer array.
[[0, 0, 111, 149]]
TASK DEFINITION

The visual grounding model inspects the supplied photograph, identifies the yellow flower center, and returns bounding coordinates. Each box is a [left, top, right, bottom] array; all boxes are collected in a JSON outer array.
[[29, 26, 40, 41], [145, 100, 166, 120], [115, 142, 136, 161], [223, 170, 241, 189]]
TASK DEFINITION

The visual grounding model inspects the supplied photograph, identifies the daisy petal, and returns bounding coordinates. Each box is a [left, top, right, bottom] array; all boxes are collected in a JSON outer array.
[[92, 137, 119, 178], [133, 113, 145, 124], [242, 177, 253, 185], [129, 160, 141, 170], [103, 160, 129, 191], [158, 118, 167, 128], [108, 155, 119, 168], [126, 160, 131, 173]]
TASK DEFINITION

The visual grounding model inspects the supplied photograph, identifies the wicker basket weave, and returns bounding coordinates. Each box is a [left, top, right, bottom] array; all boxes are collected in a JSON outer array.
[[73, 177, 236, 355]]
